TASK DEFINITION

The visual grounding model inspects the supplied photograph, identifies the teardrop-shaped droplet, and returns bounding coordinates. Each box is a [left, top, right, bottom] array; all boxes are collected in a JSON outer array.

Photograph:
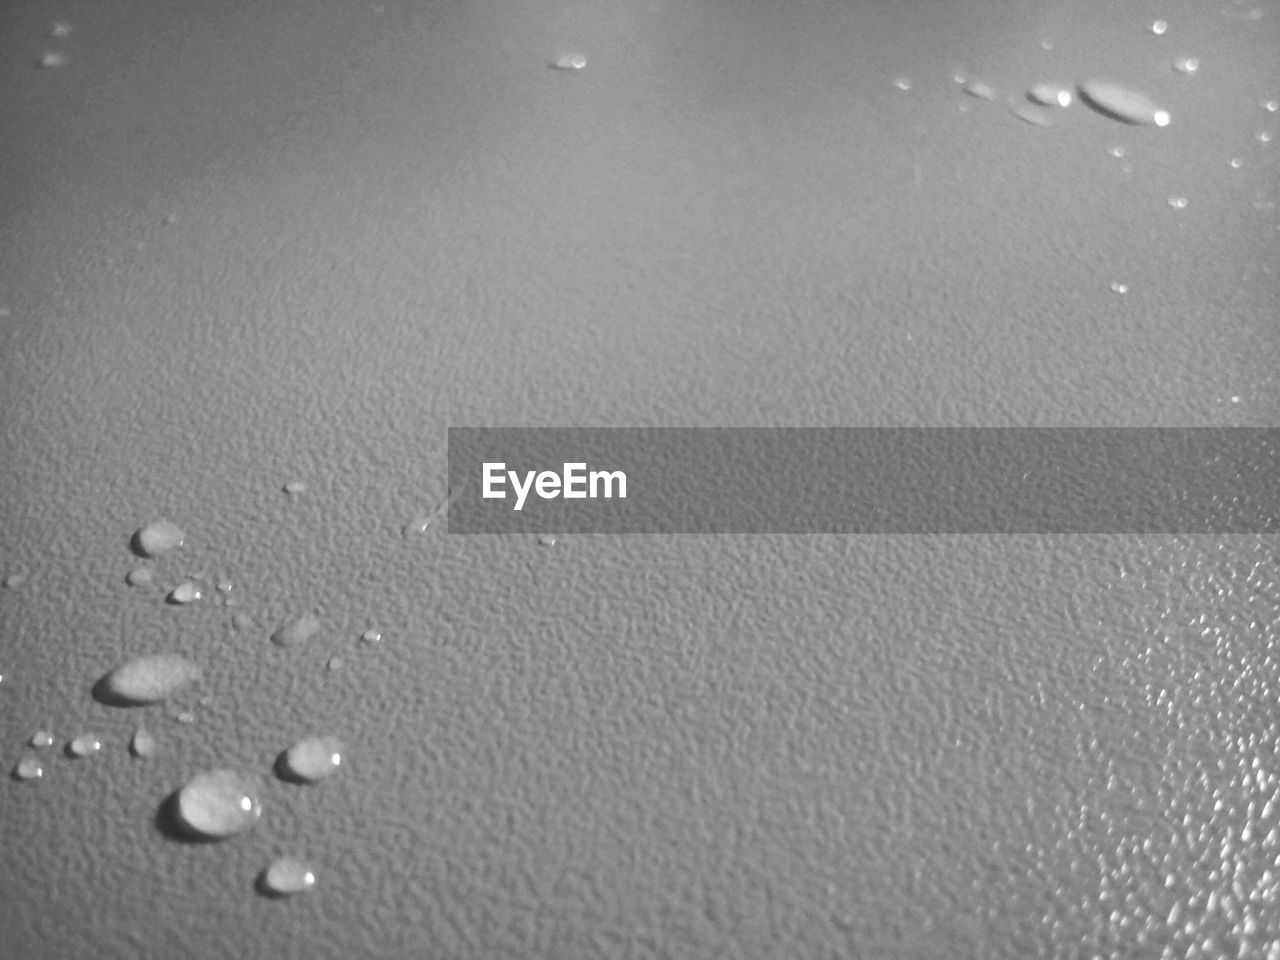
[[173, 769, 262, 839], [1078, 79, 1171, 126], [271, 614, 321, 648], [260, 857, 317, 896], [131, 726, 157, 758], [279, 736, 344, 783], [1027, 83, 1073, 107], [167, 582, 202, 605], [100, 654, 202, 705]]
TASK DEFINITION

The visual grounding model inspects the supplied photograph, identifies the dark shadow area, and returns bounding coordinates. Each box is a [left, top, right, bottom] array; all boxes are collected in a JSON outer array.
[[90, 673, 146, 707], [128, 530, 149, 558], [272, 752, 308, 785]]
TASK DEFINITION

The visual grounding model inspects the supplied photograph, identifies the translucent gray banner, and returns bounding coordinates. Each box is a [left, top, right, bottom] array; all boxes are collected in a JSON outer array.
[[446, 428, 1280, 534]]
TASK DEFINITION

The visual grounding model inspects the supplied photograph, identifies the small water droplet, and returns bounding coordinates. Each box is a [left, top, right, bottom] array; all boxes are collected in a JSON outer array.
[[130, 726, 157, 758], [173, 769, 262, 839], [1028, 83, 1072, 107], [1263, 99, 1279, 112], [1173, 57, 1200, 74], [1229, 157, 1244, 168], [29, 730, 54, 749], [216, 579, 233, 594], [260, 857, 317, 896], [167, 582, 202, 605], [175, 711, 195, 725], [38, 51, 68, 69], [401, 518, 431, 538], [1168, 196, 1188, 209], [3, 572, 26, 588], [134, 520, 184, 557], [1110, 281, 1130, 294], [1230, 395, 1243, 404], [963, 80, 996, 101], [50, 22, 71, 38], [1079, 79, 1171, 126], [271, 614, 322, 648], [360, 628, 382, 645], [892, 76, 912, 91], [952, 70, 967, 84], [326, 656, 344, 672], [100, 654, 202, 705], [279, 736, 344, 783], [67, 734, 103, 758], [1109, 145, 1127, 158], [1258, 130, 1273, 143], [1040, 38, 1054, 50], [283, 481, 307, 495], [538, 534, 558, 547], [126, 567, 154, 587], [551, 53, 587, 71], [1149, 19, 1168, 35], [232, 611, 255, 631], [13, 756, 43, 781]]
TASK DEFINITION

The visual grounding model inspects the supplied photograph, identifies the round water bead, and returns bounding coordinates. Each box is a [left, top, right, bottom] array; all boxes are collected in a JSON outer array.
[[360, 628, 383, 645], [134, 520, 185, 557], [174, 770, 262, 839], [67, 734, 103, 758], [101, 654, 202, 705], [280, 736, 344, 783], [260, 858, 317, 896], [29, 730, 55, 749], [126, 568, 154, 587], [13, 756, 43, 781], [1149, 19, 1168, 35]]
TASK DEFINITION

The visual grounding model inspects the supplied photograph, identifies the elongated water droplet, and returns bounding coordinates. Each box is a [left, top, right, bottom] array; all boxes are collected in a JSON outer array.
[[271, 614, 322, 648], [1011, 104, 1052, 126], [3, 572, 26, 588], [134, 520, 184, 557], [167, 582, 202, 605], [100, 654, 202, 705], [173, 770, 262, 839], [1168, 196, 1188, 209], [963, 80, 996, 101], [279, 736, 344, 783], [1028, 83, 1072, 107], [126, 567, 154, 587], [1078, 79, 1171, 126], [67, 734, 103, 758], [14, 756, 43, 780], [29, 730, 54, 749], [551, 53, 587, 71], [260, 858, 317, 896], [130, 726, 157, 758]]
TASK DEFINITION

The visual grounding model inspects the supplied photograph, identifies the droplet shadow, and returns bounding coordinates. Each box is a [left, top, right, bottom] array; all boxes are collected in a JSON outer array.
[[272, 752, 308, 785]]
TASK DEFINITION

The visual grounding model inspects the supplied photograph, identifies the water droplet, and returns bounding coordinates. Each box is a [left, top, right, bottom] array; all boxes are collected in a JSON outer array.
[[130, 726, 157, 758], [360, 628, 382, 645], [216, 579, 233, 593], [1109, 145, 1127, 158], [283, 481, 307, 495], [99, 654, 202, 706], [1110, 281, 1130, 294], [538, 534, 558, 547], [260, 858, 317, 896], [401, 518, 431, 538], [1264, 99, 1279, 112], [271, 614, 322, 648], [175, 711, 195, 724], [1027, 83, 1072, 107], [326, 656, 344, 672], [3, 572, 26, 588], [551, 53, 587, 71], [167, 582, 202, 605], [49, 22, 71, 38], [134, 520, 185, 557], [1258, 130, 1273, 142], [232, 611, 255, 631], [173, 769, 262, 839], [963, 80, 996, 101], [1168, 196, 1188, 209], [126, 567, 154, 587], [13, 756, 43, 781], [1011, 104, 1052, 126], [29, 731, 54, 749], [279, 736, 344, 783], [1230, 395, 1243, 404], [38, 51, 67, 69], [952, 70, 967, 84], [892, 76, 912, 91], [1229, 157, 1244, 168], [67, 734, 103, 758], [1149, 19, 1168, 35], [1173, 57, 1200, 74], [1078, 80, 1171, 126], [1040, 38, 1054, 50]]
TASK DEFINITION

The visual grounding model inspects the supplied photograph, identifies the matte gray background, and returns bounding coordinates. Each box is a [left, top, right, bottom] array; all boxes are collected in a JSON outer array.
[[1, 0, 1278, 957]]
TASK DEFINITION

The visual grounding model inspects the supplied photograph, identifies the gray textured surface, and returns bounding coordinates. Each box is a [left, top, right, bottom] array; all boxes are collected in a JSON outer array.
[[2, 0, 1279, 957]]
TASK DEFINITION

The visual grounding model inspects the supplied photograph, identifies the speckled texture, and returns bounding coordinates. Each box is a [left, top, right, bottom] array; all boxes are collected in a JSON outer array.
[[2, 0, 1278, 957]]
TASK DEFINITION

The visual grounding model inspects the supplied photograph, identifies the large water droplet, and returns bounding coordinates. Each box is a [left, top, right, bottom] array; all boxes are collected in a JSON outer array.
[[260, 858, 317, 896], [279, 736, 344, 783], [99, 654, 202, 706], [271, 614, 322, 648], [67, 734, 103, 758], [13, 756, 43, 781], [134, 520, 185, 557], [173, 770, 262, 839], [167, 582, 202, 605], [1078, 80, 1171, 126]]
